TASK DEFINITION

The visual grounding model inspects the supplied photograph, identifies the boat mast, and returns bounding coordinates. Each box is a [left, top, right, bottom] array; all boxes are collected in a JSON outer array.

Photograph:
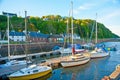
[[7, 14, 10, 61], [71, 1, 74, 55], [95, 13, 97, 44], [66, 10, 70, 47], [25, 11, 28, 63], [66, 15, 69, 44]]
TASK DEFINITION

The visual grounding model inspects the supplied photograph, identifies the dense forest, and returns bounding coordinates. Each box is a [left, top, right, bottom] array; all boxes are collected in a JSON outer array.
[[0, 15, 119, 39]]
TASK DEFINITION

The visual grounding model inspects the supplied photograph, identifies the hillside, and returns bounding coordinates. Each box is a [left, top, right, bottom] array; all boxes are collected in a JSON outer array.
[[0, 15, 119, 39]]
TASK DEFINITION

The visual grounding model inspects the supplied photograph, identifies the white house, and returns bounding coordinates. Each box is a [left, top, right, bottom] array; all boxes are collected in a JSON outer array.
[[64, 33, 80, 40], [73, 34, 80, 39], [9, 31, 26, 42]]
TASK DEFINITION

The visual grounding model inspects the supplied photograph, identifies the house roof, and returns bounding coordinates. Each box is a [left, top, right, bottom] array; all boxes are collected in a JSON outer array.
[[9, 31, 64, 39], [9, 32, 25, 36], [29, 32, 49, 38], [2, 12, 17, 17]]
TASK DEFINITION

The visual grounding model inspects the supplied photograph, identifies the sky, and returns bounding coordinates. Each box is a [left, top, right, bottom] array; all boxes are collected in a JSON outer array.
[[0, 0, 120, 36]]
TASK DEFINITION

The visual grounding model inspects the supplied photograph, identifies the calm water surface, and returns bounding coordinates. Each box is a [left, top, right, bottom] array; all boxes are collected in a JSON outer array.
[[38, 42, 120, 80]]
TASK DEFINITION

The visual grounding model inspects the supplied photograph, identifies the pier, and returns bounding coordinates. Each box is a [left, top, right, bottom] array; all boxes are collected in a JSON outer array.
[[109, 64, 120, 80], [0, 52, 89, 76], [39, 56, 69, 68], [0, 50, 61, 62], [102, 64, 120, 80], [39, 52, 90, 68]]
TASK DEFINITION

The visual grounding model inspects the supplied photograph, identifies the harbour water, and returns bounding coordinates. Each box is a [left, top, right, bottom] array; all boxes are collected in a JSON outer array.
[[40, 42, 120, 80], [1, 42, 120, 80]]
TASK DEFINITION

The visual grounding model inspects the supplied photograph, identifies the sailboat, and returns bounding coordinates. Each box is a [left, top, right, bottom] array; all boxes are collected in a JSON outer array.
[[0, 14, 30, 68], [81, 20, 95, 50], [8, 64, 52, 80], [59, 14, 72, 54], [90, 13, 109, 58], [60, 1, 90, 68], [59, 6, 85, 55], [8, 11, 52, 80]]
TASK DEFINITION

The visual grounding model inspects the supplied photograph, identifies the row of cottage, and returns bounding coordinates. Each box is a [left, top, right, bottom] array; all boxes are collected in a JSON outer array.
[[8, 31, 80, 43], [9, 31, 64, 43]]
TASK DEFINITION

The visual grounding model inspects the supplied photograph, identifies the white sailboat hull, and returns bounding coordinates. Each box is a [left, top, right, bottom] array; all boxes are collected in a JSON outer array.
[[0, 60, 31, 68], [59, 48, 85, 54], [75, 49, 85, 53], [61, 57, 90, 68], [59, 48, 72, 54], [90, 51, 109, 58]]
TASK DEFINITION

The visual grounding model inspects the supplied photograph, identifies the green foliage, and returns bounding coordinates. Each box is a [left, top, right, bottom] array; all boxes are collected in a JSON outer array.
[[0, 15, 119, 39], [0, 15, 7, 30]]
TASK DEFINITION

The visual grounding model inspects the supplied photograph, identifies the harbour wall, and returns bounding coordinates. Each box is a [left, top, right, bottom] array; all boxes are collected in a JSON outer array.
[[0, 38, 117, 57], [0, 42, 63, 57]]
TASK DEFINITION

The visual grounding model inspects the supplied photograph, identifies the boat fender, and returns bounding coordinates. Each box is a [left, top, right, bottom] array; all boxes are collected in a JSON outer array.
[[116, 64, 120, 70]]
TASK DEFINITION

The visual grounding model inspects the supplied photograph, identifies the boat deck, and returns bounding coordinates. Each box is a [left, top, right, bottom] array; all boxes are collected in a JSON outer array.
[[0, 65, 26, 76]]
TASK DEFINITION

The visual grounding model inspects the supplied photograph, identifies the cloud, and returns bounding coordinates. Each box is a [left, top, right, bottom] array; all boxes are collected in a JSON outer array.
[[78, 6, 88, 10], [108, 25, 120, 36], [73, 3, 96, 15], [78, 3, 95, 10], [73, 9, 79, 14], [100, 10, 120, 22], [106, 11, 120, 19], [98, 9, 120, 36]]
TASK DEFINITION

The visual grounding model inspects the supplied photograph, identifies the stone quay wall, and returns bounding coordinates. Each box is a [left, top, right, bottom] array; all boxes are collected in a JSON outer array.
[[0, 42, 63, 57]]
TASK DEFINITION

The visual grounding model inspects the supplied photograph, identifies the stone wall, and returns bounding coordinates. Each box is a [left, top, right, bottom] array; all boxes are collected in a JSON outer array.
[[0, 42, 63, 57]]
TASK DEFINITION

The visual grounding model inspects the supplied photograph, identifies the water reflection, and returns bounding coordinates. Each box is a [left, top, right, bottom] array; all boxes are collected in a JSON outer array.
[[61, 64, 90, 80], [33, 73, 52, 80]]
